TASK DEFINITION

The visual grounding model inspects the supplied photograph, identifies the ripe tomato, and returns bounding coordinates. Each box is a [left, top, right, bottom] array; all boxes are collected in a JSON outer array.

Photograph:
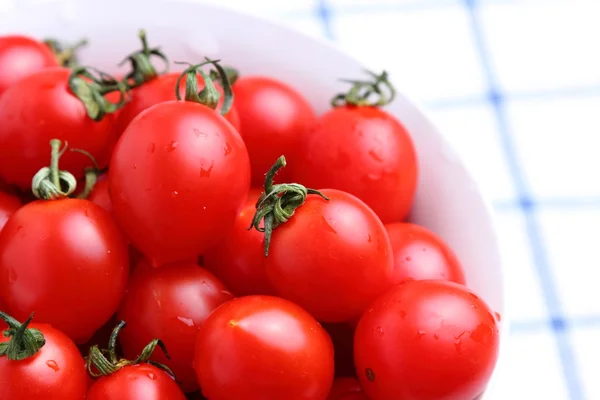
[[0, 313, 88, 400], [385, 222, 465, 285], [203, 188, 275, 296], [290, 71, 417, 223], [354, 280, 500, 400], [0, 67, 121, 190], [0, 35, 58, 95], [0, 191, 20, 232], [0, 199, 129, 343], [328, 378, 367, 400], [109, 97, 250, 266], [194, 295, 335, 400], [233, 76, 316, 185], [88, 174, 112, 214], [117, 260, 233, 392]]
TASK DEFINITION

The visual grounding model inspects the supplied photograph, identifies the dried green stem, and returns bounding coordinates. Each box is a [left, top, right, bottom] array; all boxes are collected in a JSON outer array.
[[0, 312, 46, 361], [69, 66, 129, 121], [332, 70, 396, 107], [119, 29, 169, 88]]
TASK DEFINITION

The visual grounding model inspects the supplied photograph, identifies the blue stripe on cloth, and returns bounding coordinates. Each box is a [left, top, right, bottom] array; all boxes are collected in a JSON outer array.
[[493, 197, 600, 211], [463, 0, 585, 398], [512, 315, 600, 333], [315, 0, 334, 40]]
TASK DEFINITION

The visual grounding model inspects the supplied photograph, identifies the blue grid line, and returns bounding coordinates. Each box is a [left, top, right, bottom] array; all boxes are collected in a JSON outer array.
[[493, 197, 600, 211], [315, 0, 334, 40], [512, 315, 600, 333], [464, 0, 585, 398]]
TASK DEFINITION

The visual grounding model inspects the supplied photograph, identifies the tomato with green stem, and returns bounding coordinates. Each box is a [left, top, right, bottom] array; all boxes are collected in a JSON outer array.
[[0, 312, 88, 400], [249, 156, 393, 322], [117, 260, 233, 392], [0, 191, 20, 232], [109, 60, 250, 267], [290, 70, 417, 223], [194, 295, 335, 400], [0, 140, 129, 343], [86, 321, 186, 400], [354, 280, 500, 400]]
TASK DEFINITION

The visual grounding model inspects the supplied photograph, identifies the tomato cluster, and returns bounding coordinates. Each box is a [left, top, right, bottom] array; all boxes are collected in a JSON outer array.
[[0, 31, 500, 400]]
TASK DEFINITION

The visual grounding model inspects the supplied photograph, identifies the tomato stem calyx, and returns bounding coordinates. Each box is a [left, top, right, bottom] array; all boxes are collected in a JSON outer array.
[[0, 312, 46, 361], [209, 65, 239, 87], [69, 66, 130, 121], [332, 70, 396, 107], [119, 29, 169, 89], [32, 139, 78, 200], [44, 37, 89, 68], [249, 155, 329, 256], [86, 320, 176, 380], [175, 58, 233, 115]]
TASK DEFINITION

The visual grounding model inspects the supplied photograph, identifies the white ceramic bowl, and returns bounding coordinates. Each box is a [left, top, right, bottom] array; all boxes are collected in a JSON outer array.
[[0, 0, 507, 397]]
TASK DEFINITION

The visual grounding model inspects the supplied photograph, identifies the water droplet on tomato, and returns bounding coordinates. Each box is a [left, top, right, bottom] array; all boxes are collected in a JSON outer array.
[[147, 372, 156, 380], [470, 304, 478, 309], [223, 142, 232, 156], [193, 128, 207, 138], [148, 143, 155, 153], [375, 326, 384, 336], [46, 360, 59, 372], [433, 334, 440, 340], [132, 164, 137, 170], [200, 164, 214, 178], [172, 191, 179, 198], [320, 216, 337, 234], [415, 330, 426, 339], [166, 141, 178, 152], [367, 234, 372, 243], [368, 149, 384, 162], [404, 256, 412, 262], [177, 316, 195, 327], [7, 269, 17, 283]]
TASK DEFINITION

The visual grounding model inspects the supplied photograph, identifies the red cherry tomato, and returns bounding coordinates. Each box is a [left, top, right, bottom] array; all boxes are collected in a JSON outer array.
[[88, 174, 112, 214], [233, 76, 316, 185], [266, 189, 393, 322], [0, 316, 88, 400], [113, 72, 240, 137], [327, 378, 367, 400], [0, 35, 58, 95], [117, 260, 233, 392], [291, 105, 417, 224], [354, 280, 500, 400], [86, 363, 186, 400], [109, 100, 250, 267], [0, 199, 129, 343], [194, 295, 335, 400], [0, 191, 20, 232], [385, 222, 465, 285], [0, 68, 118, 190], [203, 189, 275, 296]]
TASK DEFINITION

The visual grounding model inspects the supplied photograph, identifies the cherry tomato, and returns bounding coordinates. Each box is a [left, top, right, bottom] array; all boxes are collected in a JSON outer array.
[[385, 222, 465, 285], [0, 314, 88, 400], [194, 295, 334, 400], [113, 72, 240, 137], [323, 323, 356, 377], [88, 174, 112, 214], [0, 199, 129, 343], [266, 189, 393, 322], [203, 189, 275, 296], [327, 378, 367, 400], [86, 363, 186, 400], [0, 68, 118, 190], [109, 100, 250, 267], [233, 76, 316, 185], [117, 260, 233, 392], [0, 191, 20, 232], [354, 280, 500, 400], [0, 35, 58, 95]]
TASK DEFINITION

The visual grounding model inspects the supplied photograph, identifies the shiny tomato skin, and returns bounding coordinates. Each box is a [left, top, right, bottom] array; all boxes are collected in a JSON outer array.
[[86, 363, 187, 400], [0, 199, 129, 343], [266, 189, 393, 322], [385, 223, 465, 285], [194, 295, 334, 400], [117, 260, 233, 392], [290, 105, 417, 223], [233, 76, 316, 186], [109, 100, 250, 267], [113, 72, 240, 137], [0, 322, 88, 400], [203, 189, 275, 296], [0, 35, 58, 95], [327, 378, 367, 400], [0, 191, 20, 232], [354, 280, 500, 400], [88, 175, 112, 214], [0, 68, 117, 190]]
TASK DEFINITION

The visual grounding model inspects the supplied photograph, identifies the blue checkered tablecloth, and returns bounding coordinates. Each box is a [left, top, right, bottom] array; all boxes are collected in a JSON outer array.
[[200, 1, 598, 399]]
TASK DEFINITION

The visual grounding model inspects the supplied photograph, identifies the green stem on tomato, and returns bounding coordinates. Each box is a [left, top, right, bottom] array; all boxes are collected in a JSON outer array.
[[31, 139, 78, 200], [119, 29, 169, 88], [44, 38, 88, 68], [0, 312, 46, 361], [331, 69, 396, 107]]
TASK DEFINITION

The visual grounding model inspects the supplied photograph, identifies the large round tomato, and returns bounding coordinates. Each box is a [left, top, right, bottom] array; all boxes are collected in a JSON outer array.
[[86, 363, 186, 400], [117, 260, 233, 392], [0, 199, 129, 343], [203, 188, 275, 296], [109, 100, 250, 267], [265, 189, 393, 322], [0, 68, 118, 190], [0, 315, 88, 400], [354, 280, 500, 400], [290, 105, 417, 223], [385, 222, 465, 284], [233, 76, 316, 185], [194, 295, 334, 400], [0, 35, 58, 95], [0, 191, 20, 232], [327, 378, 367, 400]]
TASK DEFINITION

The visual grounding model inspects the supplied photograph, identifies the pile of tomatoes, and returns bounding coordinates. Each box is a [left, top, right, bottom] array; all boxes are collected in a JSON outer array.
[[0, 31, 500, 400]]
